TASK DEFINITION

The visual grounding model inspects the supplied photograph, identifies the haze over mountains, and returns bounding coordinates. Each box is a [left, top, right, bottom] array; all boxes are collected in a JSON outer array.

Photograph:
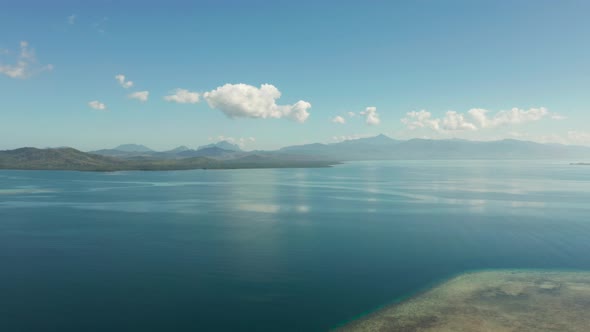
[[2, 135, 590, 171], [279, 134, 590, 160], [86, 135, 590, 161]]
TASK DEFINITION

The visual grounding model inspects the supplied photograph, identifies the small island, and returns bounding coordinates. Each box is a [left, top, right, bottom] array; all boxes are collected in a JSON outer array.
[[337, 270, 590, 331], [571, 163, 590, 166]]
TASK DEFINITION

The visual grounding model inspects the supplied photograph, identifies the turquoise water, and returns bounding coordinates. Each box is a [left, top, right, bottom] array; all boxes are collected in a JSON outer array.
[[1, 161, 590, 331]]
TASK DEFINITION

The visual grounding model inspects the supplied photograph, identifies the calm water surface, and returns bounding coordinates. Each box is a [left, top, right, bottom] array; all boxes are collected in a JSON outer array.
[[1, 161, 589, 331]]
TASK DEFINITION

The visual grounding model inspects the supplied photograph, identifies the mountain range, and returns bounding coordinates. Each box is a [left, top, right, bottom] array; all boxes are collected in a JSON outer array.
[[90, 140, 243, 160], [279, 134, 590, 160], [89, 136, 590, 161], [2, 135, 590, 171]]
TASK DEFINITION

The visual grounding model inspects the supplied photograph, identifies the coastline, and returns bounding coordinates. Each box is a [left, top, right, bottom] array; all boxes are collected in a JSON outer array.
[[0, 162, 339, 172]]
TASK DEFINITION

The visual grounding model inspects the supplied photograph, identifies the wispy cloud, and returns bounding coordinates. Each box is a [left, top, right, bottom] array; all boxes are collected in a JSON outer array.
[[115, 74, 133, 88], [0, 41, 53, 79], [128, 91, 149, 102], [509, 130, 590, 146], [551, 114, 567, 120], [164, 89, 200, 104], [331, 134, 373, 142], [468, 107, 548, 128], [567, 130, 590, 145], [67, 14, 77, 25], [93, 17, 109, 34], [88, 100, 107, 110], [360, 107, 380, 125], [203, 83, 311, 123]]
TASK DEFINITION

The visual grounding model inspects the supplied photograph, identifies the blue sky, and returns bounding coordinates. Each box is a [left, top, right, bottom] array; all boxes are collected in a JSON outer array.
[[1, 0, 589, 151]]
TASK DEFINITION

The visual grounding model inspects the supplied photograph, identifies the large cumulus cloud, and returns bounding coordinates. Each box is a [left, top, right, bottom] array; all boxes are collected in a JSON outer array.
[[203, 83, 311, 123]]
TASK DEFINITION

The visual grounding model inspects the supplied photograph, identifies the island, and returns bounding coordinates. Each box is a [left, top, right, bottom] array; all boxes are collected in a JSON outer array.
[[337, 269, 590, 331], [0, 147, 337, 171], [571, 163, 590, 166]]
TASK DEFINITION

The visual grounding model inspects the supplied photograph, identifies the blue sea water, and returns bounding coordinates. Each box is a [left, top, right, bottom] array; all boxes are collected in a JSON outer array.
[[1, 160, 590, 331]]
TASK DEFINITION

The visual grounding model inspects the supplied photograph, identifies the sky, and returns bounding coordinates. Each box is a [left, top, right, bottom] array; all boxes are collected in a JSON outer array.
[[1, 0, 589, 151]]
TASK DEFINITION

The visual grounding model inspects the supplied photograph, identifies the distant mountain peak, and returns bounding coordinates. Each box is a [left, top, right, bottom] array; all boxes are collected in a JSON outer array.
[[168, 145, 190, 153], [339, 134, 397, 145], [113, 144, 154, 152], [198, 140, 242, 152], [371, 133, 395, 141]]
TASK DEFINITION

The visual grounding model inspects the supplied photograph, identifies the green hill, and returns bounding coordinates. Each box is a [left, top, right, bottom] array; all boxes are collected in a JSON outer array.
[[0, 147, 128, 171]]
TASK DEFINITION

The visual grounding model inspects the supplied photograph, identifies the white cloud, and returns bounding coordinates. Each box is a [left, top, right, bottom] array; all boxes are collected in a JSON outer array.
[[115, 74, 133, 88], [401, 110, 440, 131], [402, 107, 551, 132], [128, 91, 149, 102], [88, 100, 107, 110], [288, 101, 312, 123], [360, 106, 380, 125], [0, 41, 53, 79], [466, 108, 488, 129], [441, 111, 477, 131], [67, 14, 77, 25], [164, 89, 200, 104], [203, 83, 311, 123], [332, 116, 346, 124], [401, 110, 478, 132], [468, 107, 548, 128], [347, 111, 356, 117]]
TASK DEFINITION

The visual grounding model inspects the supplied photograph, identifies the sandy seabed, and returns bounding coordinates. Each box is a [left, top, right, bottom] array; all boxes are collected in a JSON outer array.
[[337, 270, 590, 332]]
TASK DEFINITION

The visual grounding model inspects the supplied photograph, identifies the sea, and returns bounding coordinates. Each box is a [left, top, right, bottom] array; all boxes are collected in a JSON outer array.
[[1, 160, 589, 331]]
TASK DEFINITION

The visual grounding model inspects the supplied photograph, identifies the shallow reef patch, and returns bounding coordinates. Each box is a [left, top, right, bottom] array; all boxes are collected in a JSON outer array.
[[337, 270, 590, 332]]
